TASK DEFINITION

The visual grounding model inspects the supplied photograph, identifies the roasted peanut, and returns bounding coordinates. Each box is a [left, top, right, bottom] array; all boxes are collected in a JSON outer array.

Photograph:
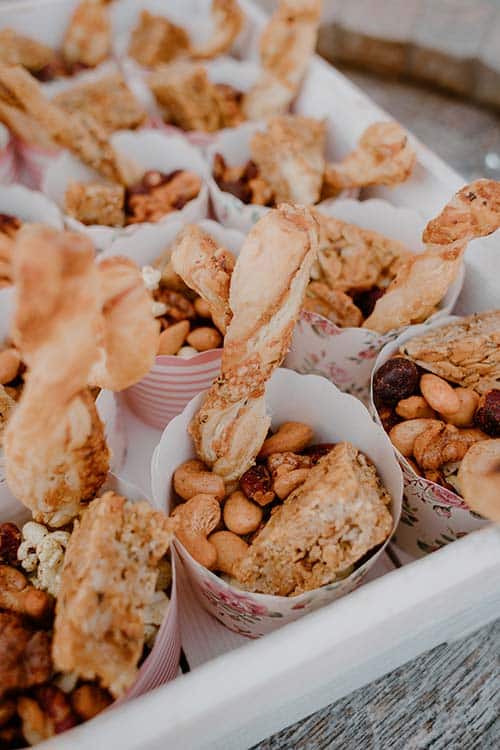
[[0, 565, 52, 621], [259, 422, 313, 458], [194, 297, 212, 319], [71, 684, 112, 721], [0, 348, 20, 385], [444, 388, 479, 427], [413, 424, 487, 471], [396, 395, 436, 420], [187, 327, 222, 352], [172, 494, 221, 569], [223, 491, 263, 535], [209, 531, 248, 576], [274, 468, 310, 499], [420, 374, 460, 416], [158, 320, 190, 355], [17, 696, 54, 745], [35, 685, 78, 734], [389, 419, 443, 457], [173, 459, 225, 501]]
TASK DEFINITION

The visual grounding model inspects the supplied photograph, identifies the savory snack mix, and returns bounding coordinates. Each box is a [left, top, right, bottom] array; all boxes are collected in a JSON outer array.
[[0, 224, 175, 747], [374, 311, 500, 518], [169, 205, 394, 594], [213, 117, 416, 208], [0, 0, 114, 82], [141, 223, 235, 357]]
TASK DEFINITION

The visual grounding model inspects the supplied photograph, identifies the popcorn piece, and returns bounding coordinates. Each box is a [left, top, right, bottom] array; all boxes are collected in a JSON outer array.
[[141, 265, 162, 291], [65, 181, 126, 227], [18, 521, 70, 597], [128, 10, 189, 68]]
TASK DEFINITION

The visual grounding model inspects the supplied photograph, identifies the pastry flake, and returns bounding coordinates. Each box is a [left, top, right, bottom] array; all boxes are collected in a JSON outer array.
[[234, 442, 393, 596], [64, 181, 126, 227], [149, 61, 221, 132], [52, 491, 174, 697], [62, 0, 113, 69], [0, 29, 55, 73], [128, 10, 189, 68], [250, 115, 326, 205]]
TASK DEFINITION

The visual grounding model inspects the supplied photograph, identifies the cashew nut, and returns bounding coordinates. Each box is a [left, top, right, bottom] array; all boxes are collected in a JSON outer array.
[[158, 321, 190, 356], [186, 327, 222, 352], [0, 565, 52, 620], [0, 348, 20, 385], [173, 459, 225, 501], [209, 531, 248, 576], [396, 396, 436, 420], [259, 422, 313, 458], [443, 388, 479, 427], [389, 418, 443, 457], [172, 494, 221, 569], [420, 374, 460, 417], [273, 468, 310, 499], [413, 424, 487, 470], [223, 491, 263, 535], [194, 297, 212, 319]]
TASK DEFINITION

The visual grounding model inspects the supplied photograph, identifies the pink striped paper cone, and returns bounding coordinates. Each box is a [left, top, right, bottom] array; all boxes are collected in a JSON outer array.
[[124, 349, 222, 430], [15, 139, 61, 190]]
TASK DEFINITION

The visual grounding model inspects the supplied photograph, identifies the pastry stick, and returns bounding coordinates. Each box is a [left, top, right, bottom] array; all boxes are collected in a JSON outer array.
[[189, 204, 319, 482], [364, 180, 500, 334], [323, 122, 416, 197], [189, 0, 244, 60], [170, 224, 236, 334], [89, 257, 160, 391], [243, 0, 321, 120], [0, 63, 137, 185], [4, 225, 109, 527]]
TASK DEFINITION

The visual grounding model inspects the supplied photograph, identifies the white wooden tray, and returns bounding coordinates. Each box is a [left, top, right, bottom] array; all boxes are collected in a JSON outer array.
[[0, 1, 499, 749]]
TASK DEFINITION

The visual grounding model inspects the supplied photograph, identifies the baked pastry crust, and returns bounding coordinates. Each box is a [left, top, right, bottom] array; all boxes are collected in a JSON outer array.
[[189, 0, 244, 60], [128, 10, 189, 68], [62, 0, 112, 69], [171, 224, 235, 333], [53, 492, 173, 697], [53, 73, 146, 134], [364, 180, 500, 334], [401, 311, 500, 395], [3, 225, 109, 527], [0, 29, 55, 72], [250, 115, 326, 205], [149, 62, 221, 132], [234, 442, 393, 595], [190, 204, 319, 482], [65, 181, 125, 227]]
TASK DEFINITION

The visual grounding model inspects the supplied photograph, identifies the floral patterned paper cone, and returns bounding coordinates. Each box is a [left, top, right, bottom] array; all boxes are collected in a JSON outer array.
[[42, 129, 209, 251], [151, 368, 402, 638], [0, 124, 18, 185], [370, 318, 490, 558], [103, 219, 245, 430], [285, 199, 464, 405]]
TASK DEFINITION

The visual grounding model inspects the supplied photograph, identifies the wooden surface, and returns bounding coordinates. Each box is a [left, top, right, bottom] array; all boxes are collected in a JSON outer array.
[[253, 68, 500, 750]]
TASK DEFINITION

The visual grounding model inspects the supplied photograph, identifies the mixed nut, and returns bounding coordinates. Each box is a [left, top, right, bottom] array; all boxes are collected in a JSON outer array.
[[374, 356, 499, 494]]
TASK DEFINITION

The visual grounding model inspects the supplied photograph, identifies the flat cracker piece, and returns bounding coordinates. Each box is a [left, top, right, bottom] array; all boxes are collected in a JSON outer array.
[[149, 61, 221, 132], [53, 492, 174, 697], [401, 311, 500, 395], [250, 115, 326, 205], [234, 442, 393, 596]]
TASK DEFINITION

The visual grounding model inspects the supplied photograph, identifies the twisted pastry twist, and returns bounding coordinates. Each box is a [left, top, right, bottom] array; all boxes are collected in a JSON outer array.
[[190, 204, 319, 482]]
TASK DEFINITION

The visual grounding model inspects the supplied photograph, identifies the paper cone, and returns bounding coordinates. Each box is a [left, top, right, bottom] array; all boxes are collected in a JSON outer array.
[[151, 367, 402, 638], [0, 124, 18, 185]]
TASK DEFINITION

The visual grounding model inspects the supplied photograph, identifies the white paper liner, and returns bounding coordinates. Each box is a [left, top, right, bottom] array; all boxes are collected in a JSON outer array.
[[102, 218, 245, 430], [370, 316, 491, 558], [0, 471, 180, 703], [206, 122, 359, 232], [151, 367, 403, 638], [42, 129, 209, 250], [285, 198, 465, 405], [121, 56, 261, 149], [0, 184, 64, 230], [0, 124, 18, 185]]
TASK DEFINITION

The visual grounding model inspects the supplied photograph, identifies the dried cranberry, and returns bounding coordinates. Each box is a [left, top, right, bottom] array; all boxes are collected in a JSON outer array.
[[352, 287, 384, 319], [0, 523, 21, 567], [240, 465, 275, 506], [474, 389, 500, 436], [302, 443, 336, 463], [373, 357, 420, 407]]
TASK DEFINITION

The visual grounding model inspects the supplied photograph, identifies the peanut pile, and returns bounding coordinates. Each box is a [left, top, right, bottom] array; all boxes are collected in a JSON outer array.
[[171, 421, 335, 576], [374, 356, 499, 493], [144, 263, 223, 358]]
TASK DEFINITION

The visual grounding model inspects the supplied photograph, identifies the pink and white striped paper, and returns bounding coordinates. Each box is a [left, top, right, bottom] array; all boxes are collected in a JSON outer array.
[[124, 349, 222, 430]]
